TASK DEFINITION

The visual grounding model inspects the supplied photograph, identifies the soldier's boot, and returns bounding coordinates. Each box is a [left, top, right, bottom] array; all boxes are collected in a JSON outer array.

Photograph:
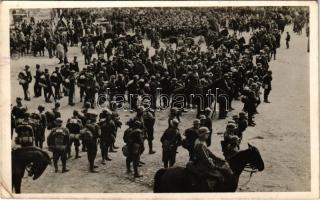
[[105, 147, 112, 161], [89, 162, 98, 173], [126, 159, 132, 174], [53, 161, 58, 173], [148, 141, 156, 154], [75, 146, 81, 159], [61, 158, 69, 173], [133, 163, 143, 178]]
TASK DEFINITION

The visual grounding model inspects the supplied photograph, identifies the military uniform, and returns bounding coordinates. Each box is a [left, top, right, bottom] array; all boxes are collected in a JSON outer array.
[[66, 71, 76, 106], [262, 71, 272, 103], [66, 115, 83, 158], [80, 116, 100, 172], [99, 115, 116, 164], [37, 105, 47, 149], [182, 120, 200, 161], [51, 68, 63, 99], [160, 120, 182, 168], [124, 121, 144, 178], [47, 118, 70, 173], [40, 69, 54, 103], [15, 114, 34, 147], [33, 65, 43, 97], [143, 107, 156, 154], [18, 66, 32, 101]]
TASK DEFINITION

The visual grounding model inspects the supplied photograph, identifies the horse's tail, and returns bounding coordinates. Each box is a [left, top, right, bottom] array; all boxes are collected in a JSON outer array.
[[153, 168, 166, 193]]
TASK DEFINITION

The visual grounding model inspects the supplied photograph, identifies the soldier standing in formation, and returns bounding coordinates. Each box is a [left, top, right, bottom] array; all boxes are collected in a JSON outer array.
[[18, 65, 32, 101], [124, 120, 144, 178], [47, 118, 70, 173], [66, 111, 83, 159], [160, 119, 182, 168], [35, 105, 47, 149], [262, 70, 273, 103], [80, 112, 100, 173], [142, 101, 156, 154], [34, 64, 42, 97], [99, 110, 116, 164]]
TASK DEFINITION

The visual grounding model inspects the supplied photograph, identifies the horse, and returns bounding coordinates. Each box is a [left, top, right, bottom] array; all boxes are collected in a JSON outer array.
[[153, 143, 264, 192], [12, 146, 51, 193]]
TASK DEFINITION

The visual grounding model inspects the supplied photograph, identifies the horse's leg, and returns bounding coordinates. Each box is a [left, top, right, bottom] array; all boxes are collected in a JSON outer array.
[[12, 173, 22, 193]]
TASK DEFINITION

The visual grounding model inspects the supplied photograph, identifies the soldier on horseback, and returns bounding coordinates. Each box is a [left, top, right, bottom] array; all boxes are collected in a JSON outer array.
[[221, 122, 240, 160], [187, 127, 233, 191]]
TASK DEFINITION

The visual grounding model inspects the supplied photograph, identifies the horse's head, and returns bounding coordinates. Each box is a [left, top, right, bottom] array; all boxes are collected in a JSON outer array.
[[31, 149, 51, 180], [247, 143, 264, 172], [14, 147, 51, 180]]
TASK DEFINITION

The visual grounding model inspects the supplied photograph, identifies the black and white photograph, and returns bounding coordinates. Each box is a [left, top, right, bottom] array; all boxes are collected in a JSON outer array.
[[0, 1, 319, 198]]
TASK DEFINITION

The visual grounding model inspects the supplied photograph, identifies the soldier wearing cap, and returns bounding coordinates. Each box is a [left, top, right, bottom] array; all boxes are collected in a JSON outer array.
[[241, 85, 257, 127], [188, 126, 231, 190], [160, 118, 182, 168], [80, 111, 101, 173], [71, 56, 79, 72], [46, 102, 61, 130], [36, 105, 46, 149], [51, 67, 63, 100], [285, 32, 290, 49], [222, 121, 240, 156], [84, 72, 97, 108], [18, 65, 32, 101], [142, 100, 156, 154], [124, 120, 145, 178], [42, 68, 54, 103], [200, 107, 213, 146], [34, 64, 43, 97], [77, 69, 87, 102], [98, 110, 116, 164], [168, 107, 181, 128], [12, 97, 28, 122], [183, 119, 200, 161], [47, 118, 70, 173], [262, 70, 272, 103], [160, 71, 171, 107], [67, 70, 76, 106], [237, 112, 248, 141]]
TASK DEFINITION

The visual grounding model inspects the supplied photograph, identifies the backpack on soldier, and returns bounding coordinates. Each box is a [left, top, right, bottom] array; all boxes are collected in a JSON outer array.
[[67, 118, 81, 140], [67, 118, 81, 134], [52, 128, 66, 151], [15, 122, 34, 146], [80, 127, 93, 144]]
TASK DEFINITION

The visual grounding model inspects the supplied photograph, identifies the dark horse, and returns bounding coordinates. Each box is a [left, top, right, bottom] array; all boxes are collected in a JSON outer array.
[[154, 143, 264, 192], [12, 146, 51, 193]]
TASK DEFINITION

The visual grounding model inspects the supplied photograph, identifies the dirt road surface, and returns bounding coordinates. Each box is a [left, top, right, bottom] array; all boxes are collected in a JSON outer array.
[[11, 26, 310, 193]]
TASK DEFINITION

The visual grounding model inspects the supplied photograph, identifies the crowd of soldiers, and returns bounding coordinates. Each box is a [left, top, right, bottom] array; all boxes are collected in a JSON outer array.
[[11, 7, 307, 183]]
